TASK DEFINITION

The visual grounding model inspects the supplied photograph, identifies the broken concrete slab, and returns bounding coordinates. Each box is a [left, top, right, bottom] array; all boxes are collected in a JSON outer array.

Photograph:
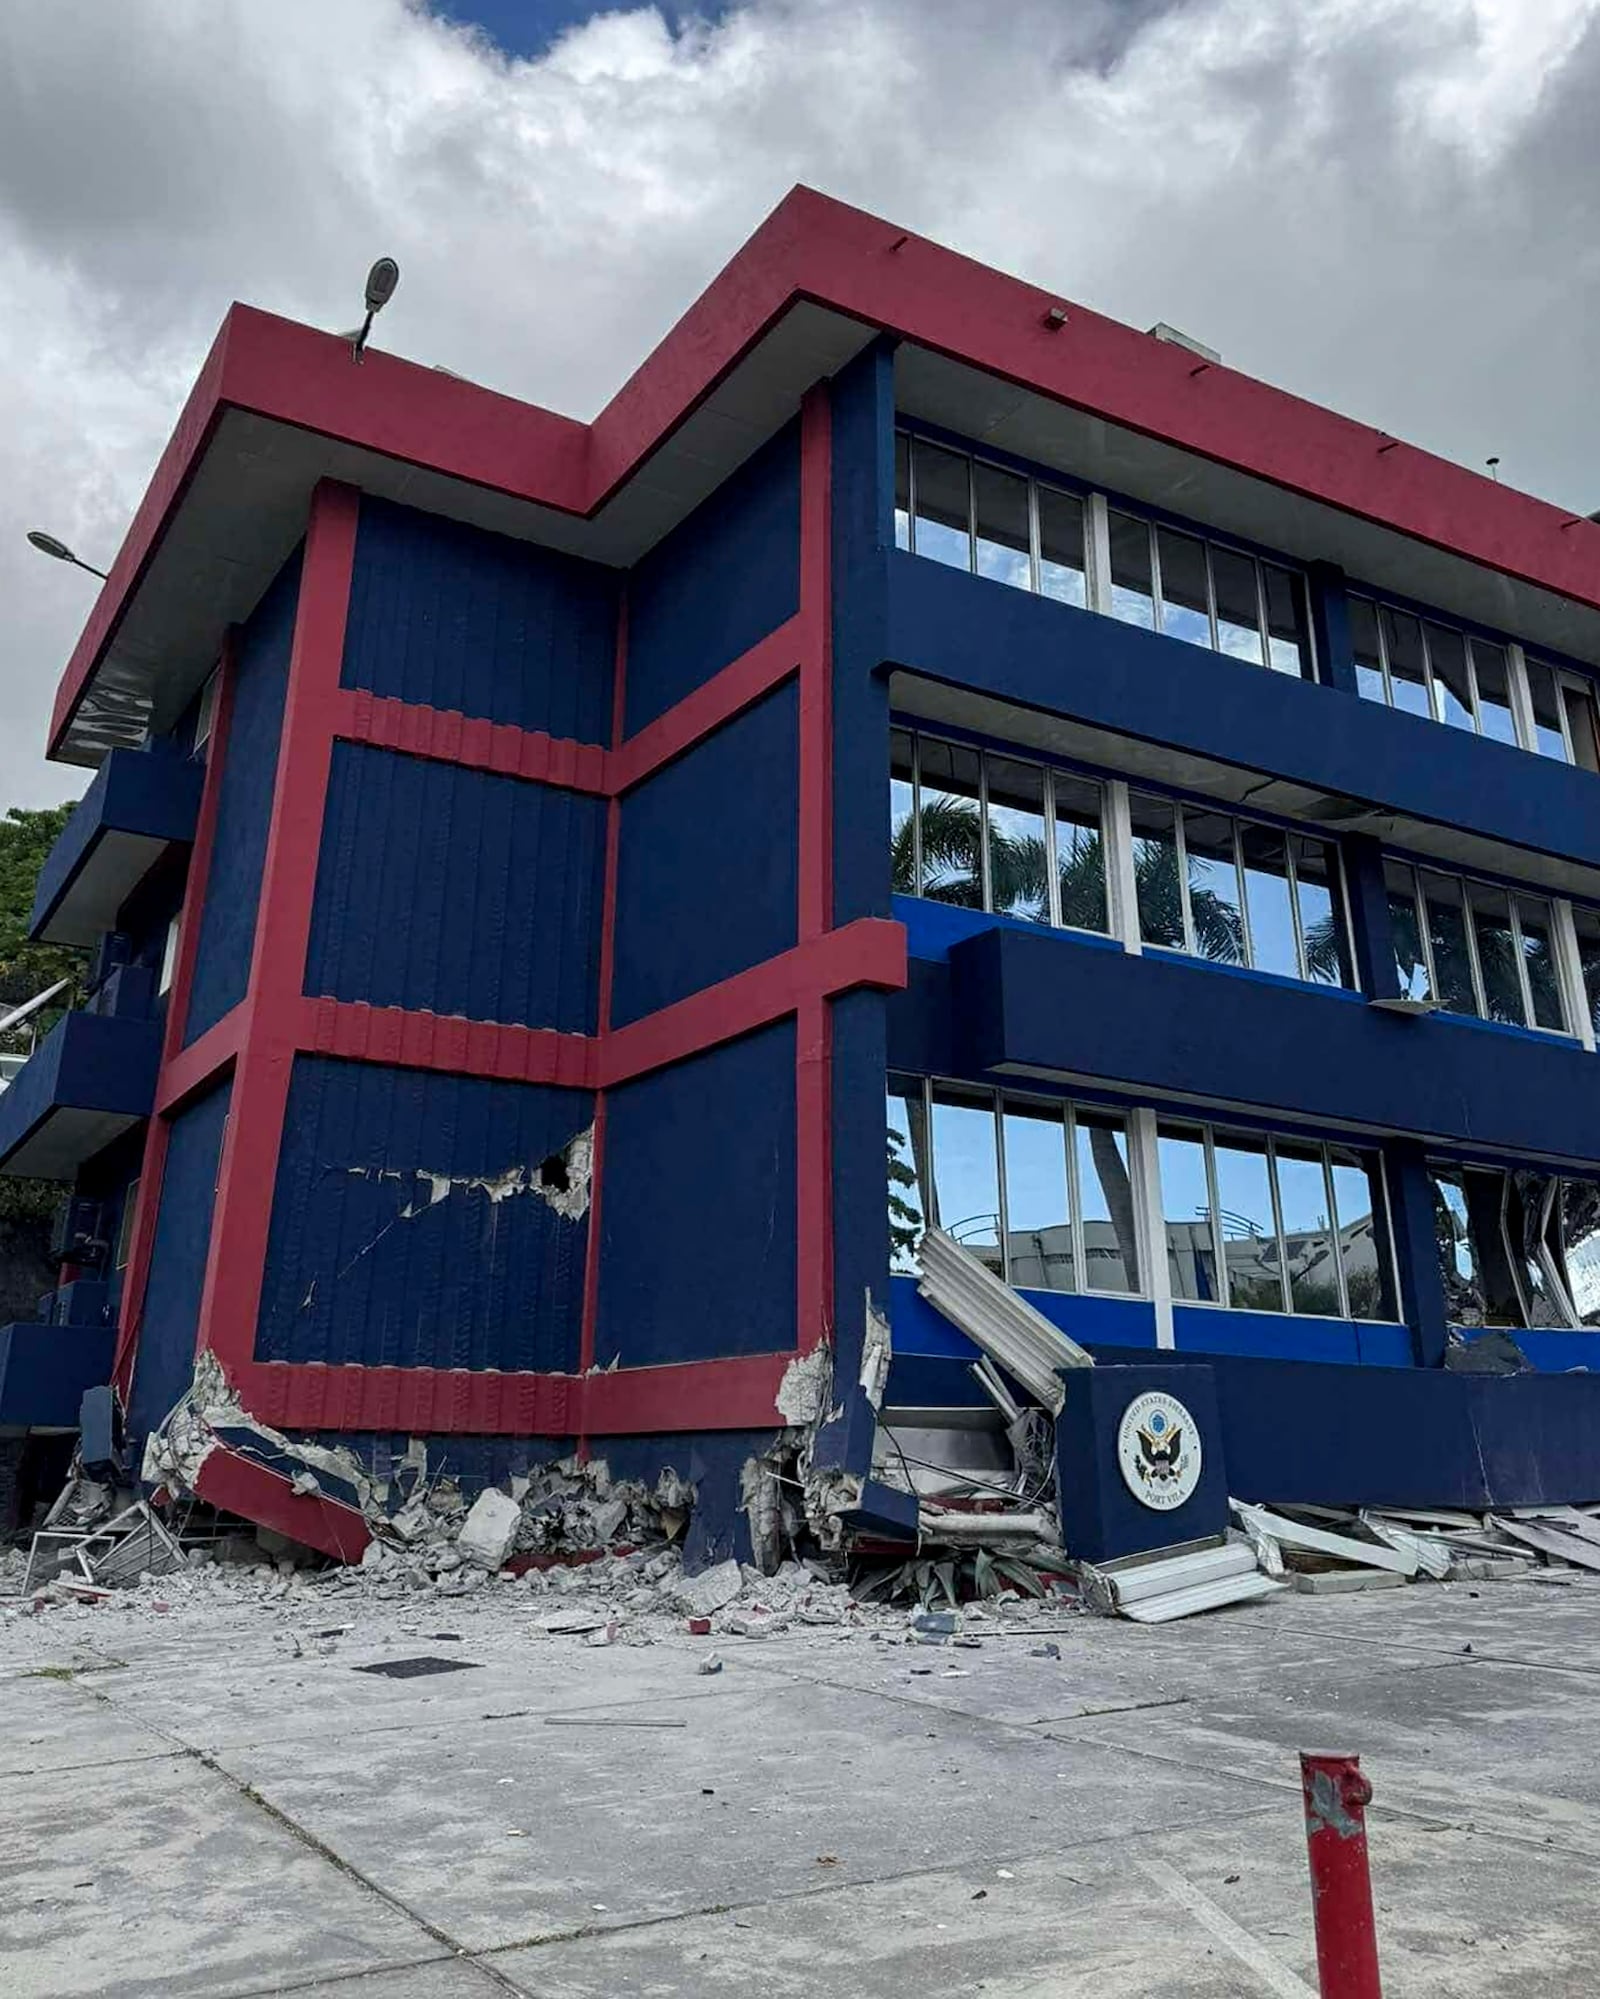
[[671, 1559, 744, 1619], [457, 1490, 521, 1571]]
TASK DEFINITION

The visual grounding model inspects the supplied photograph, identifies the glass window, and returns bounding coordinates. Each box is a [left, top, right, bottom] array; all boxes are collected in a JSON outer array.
[[985, 757, 1049, 925], [1003, 1102, 1073, 1292], [974, 462, 1031, 590], [1038, 488, 1087, 608], [1212, 548, 1265, 666], [1328, 1148, 1397, 1322], [1515, 896, 1566, 1032], [1572, 906, 1600, 1040], [1074, 1111, 1139, 1294], [1109, 511, 1156, 629], [1054, 773, 1108, 935], [114, 1178, 141, 1272], [889, 729, 917, 895], [1471, 640, 1517, 747], [1158, 1123, 1218, 1303], [1350, 597, 1387, 705], [1212, 1131, 1285, 1312], [1157, 528, 1211, 649], [1420, 871, 1478, 1016], [1263, 565, 1313, 679], [1562, 677, 1600, 773], [193, 672, 219, 756], [1559, 1181, 1600, 1327], [1525, 658, 1569, 761], [1431, 1168, 1487, 1326], [1381, 607, 1430, 719], [894, 433, 911, 553], [1130, 792, 1184, 949], [1292, 837, 1352, 987], [886, 1076, 928, 1276], [1237, 823, 1299, 980], [1426, 623, 1474, 732], [1276, 1143, 1341, 1317], [916, 739, 983, 908], [912, 441, 972, 571], [1466, 880, 1522, 1024], [1181, 810, 1245, 966], [930, 1086, 1001, 1274], [1384, 860, 1431, 1002]]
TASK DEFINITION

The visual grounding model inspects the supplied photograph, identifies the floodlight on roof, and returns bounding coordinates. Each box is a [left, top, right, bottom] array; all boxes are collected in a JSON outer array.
[[26, 530, 107, 580], [349, 257, 400, 362]]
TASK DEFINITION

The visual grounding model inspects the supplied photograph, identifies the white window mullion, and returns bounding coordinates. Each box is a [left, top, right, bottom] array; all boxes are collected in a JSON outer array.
[[1105, 779, 1142, 956], [992, 1088, 1011, 1284], [1229, 817, 1255, 971], [1458, 876, 1490, 1019], [1064, 1106, 1087, 1305], [1202, 1127, 1228, 1309], [1041, 769, 1063, 930], [1554, 899, 1596, 1053], [1284, 838, 1310, 982], [1506, 899, 1539, 1032], [1264, 1139, 1292, 1316], [1413, 869, 1442, 1003], [1086, 492, 1114, 616], [1506, 642, 1539, 753], [1129, 1107, 1173, 1347], [1173, 806, 1196, 956], [1027, 479, 1043, 596], [1322, 1146, 1353, 1321], [977, 752, 993, 913]]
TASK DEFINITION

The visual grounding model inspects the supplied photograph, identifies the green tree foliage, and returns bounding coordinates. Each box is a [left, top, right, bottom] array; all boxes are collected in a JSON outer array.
[[0, 803, 86, 1227]]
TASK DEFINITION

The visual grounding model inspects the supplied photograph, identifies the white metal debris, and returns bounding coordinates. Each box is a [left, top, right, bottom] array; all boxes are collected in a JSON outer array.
[[917, 1228, 1091, 1415], [1232, 1503, 1418, 1577], [1081, 1537, 1284, 1623]]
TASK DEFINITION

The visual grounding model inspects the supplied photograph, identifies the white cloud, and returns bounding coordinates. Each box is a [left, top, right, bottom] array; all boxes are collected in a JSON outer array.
[[2, 0, 1597, 806]]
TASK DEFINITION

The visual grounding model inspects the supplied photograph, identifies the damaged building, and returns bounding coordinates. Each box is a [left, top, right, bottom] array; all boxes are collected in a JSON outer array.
[[8, 187, 1600, 1574]]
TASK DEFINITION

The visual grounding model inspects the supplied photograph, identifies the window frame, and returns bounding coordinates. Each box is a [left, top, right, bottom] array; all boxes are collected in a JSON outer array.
[[1385, 856, 1572, 1039]]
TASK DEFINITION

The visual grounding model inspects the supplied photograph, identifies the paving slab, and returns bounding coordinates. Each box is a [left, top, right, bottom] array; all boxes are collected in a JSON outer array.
[[0, 1751, 437, 1999], [0, 1668, 180, 1777]]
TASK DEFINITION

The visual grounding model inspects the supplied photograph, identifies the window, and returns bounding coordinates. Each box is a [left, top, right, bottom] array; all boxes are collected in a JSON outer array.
[[1383, 859, 1570, 1036], [894, 430, 1312, 676], [113, 1179, 141, 1272], [158, 916, 181, 998], [1129, 792, 1353, 987], [193, 670, 220, 757], [890, 729, 1109, 937], [1429, 1162, 1600, 1331], [1352, 592, 1600, 766], [890, 1080, 1140, 1294], [1158, 1122, 1397, 1321]]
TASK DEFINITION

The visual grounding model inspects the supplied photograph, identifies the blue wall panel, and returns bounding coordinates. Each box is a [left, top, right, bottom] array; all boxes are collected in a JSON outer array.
[[127, 1080, 232, 1440], [185, 554, 299, 1043], [255, 1056, 591, 1372], [625, 421, 800, 735], [305, 742, 606, 1032], [597, 1022, 797, 1368], [611, 683, 798, 1025], [343, 497, 617, 744]]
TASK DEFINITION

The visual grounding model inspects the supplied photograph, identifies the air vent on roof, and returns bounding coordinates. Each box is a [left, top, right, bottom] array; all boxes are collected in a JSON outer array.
[[1147, 323, 1221, 366]]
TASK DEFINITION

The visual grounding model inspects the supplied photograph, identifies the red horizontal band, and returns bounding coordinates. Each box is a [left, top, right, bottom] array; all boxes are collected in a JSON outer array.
[[332, 686, 610, 793], [192, 1442, 371, 1562], [296, 995, 594, 1087]]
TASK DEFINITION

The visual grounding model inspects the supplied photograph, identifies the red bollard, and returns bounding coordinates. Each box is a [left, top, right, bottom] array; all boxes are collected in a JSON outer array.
[[1300, 1751, 1382, 1999]]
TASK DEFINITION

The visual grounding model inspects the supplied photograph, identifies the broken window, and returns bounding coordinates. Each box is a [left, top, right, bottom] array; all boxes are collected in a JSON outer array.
[[1428, 1160, 1600, 1331], [886, 1074, 929, 1275]]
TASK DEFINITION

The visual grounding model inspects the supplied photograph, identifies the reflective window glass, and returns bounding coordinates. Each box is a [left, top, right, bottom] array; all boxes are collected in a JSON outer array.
[[1471, 640, 1517, 746], [1384, 861, 1431, 1002], [1562, 678, 1600, 773], [912, 441, 972, 571], [1431, 1168, 1487, 1325], [1426, 623, 1474, 732], [1515, 895, 1566, 1032], [974, 462, 1031, 590], [1276, 1143, 1342, 1316], [1420, 871, 1479, 1016], [916, 739, 983, 908], [1109, 512, 1156, 628], [1573, 906, 1600, 1040], [1181, 810, 1245, 965], [1463, 1169, 1528, 1326], [1350, 597, 1388, 705], [1238, 823, 1299, 979], [894, 433, 911, 553], [1054, 773, 1108, 935], [985, 757, 1049, 925], [1131, 792, 1185, 949], [1003, 1103, 1074, 1292], [930, 1086, 1001, 1273], [1292, 837, 1352, 987], [1525, 658, 1569, 760], [1263, 565, 1313, 678], [1074, 1112, 1139, 1294], [1381, 607, 1431, 718], [1560, 1181, 1600, 1327], [1158, 1123, 1218, 1303], [1466, 880, 1523, 1024], [1212, 547, 1265, 665], [889, 728, 917, 895], [886, 1075, 928, 1275], [1038, 488, 1087, 608], [1212, 1131, 1285, 1312], [1157, 528, 1211, 649], [1329, 1148, 1398, 1321]]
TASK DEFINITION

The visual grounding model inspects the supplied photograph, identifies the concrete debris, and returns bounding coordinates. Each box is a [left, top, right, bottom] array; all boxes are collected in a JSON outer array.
[[458, 1490, 521, 1571], [672, 1559, 745, 1619]]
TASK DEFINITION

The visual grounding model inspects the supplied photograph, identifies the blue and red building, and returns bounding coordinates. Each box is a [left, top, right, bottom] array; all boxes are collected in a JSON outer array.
[[7, 187, 1600, 1556]]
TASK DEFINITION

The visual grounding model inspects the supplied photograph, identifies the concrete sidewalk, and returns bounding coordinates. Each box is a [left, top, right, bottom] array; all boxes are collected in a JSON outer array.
[[6, 1573, 1600, 1996]]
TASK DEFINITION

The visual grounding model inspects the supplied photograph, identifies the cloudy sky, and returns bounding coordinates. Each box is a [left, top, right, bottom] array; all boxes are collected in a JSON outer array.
[[2, 0, 1598, 809]]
